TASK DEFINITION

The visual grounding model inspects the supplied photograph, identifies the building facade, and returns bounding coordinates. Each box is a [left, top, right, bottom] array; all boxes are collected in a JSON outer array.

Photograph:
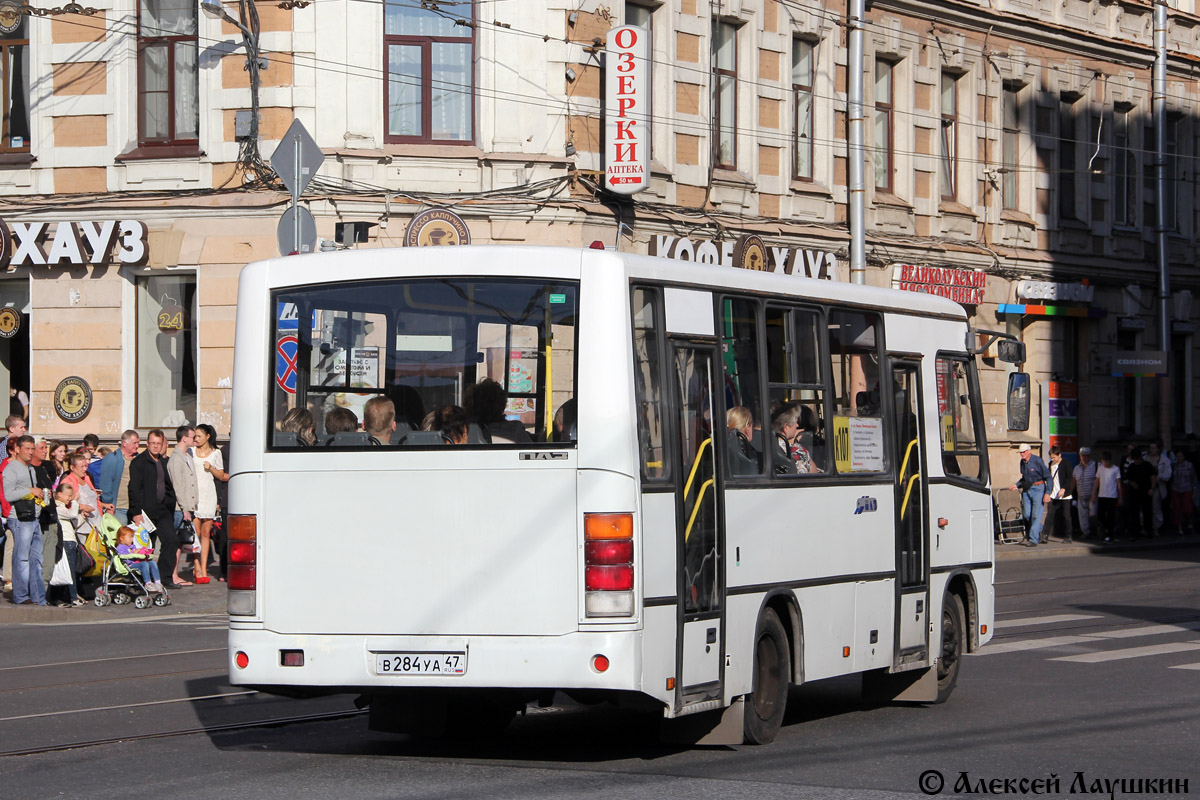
[[0, 0, 1196, 484]]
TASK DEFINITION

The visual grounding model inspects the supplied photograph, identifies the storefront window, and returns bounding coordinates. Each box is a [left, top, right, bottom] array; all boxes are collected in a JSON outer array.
[[137, 274, 197, 426]]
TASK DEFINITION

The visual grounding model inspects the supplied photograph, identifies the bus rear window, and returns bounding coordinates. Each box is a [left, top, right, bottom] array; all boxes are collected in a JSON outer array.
[[270, 279, 577, 448]]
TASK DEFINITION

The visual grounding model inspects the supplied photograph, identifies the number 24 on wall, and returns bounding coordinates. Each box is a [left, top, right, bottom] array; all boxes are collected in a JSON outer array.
[[158, 311, 184, 331]]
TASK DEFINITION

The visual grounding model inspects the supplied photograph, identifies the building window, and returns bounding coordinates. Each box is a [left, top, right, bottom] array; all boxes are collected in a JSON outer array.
[[625, 2, 654, 159], [137, 274, 197, 427], [712, 20, 737, 168], [792, 39, 815, 181], [1058, 96, 1078, 221], [384, 0, 474, 144], [137, 0, 199, 147], [873, 60, 893, 192], [0, 15, 29, 154], [1002, 85, 1020, 209], [1113, 107, 1133, 226], [939, 72, 957, 200]]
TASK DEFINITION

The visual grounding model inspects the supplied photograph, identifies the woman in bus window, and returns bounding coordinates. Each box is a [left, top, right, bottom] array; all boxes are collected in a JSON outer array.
[[771, 404, 819, 475]]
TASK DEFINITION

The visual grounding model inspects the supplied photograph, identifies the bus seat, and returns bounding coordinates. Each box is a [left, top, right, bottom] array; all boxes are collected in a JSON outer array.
[[488, 420, 532, 443], [389, 420, 413, 445], [726, 430, 759, 476], [273, 431, 301, 448], [328, 431, 370, 447], [467, 423, 489, 445], [398, 431, 447, 446]]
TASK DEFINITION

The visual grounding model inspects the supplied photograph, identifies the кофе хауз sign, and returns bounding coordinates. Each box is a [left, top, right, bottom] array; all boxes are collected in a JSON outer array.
[[0, 220, 148, 268]]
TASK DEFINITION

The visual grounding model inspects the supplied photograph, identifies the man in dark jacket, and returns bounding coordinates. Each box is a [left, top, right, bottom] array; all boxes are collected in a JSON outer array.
[[129, 429, 182, 588]]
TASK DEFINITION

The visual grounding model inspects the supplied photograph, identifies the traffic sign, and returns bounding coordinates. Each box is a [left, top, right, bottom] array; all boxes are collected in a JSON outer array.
[[277, 301, 299, 331], [277, 206, 317, 256], [270, 118, 324, 198], [275, 335, 300, 394]]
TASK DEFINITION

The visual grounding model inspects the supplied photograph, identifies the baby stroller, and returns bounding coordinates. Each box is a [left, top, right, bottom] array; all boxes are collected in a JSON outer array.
[[92, 514, 171, 609]]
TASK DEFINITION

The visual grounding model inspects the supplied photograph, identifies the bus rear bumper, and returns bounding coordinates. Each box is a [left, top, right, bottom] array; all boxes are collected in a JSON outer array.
[[227, 628, 643, 694]]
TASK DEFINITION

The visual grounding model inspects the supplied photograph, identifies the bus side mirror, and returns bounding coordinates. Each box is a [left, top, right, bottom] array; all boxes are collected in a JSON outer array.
[[1007, 372, 1031, 432], [996, 340, 1026, 364]]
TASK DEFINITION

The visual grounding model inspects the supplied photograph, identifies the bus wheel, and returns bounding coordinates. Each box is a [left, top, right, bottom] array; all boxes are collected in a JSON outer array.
[[936, 594, 965, 703], [743, 608, 789, 745]]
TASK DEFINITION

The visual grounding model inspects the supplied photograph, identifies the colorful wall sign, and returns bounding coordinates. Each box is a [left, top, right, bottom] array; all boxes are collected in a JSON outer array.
[[1017, 280, 1095, 303], [891, 264, 986, 306], [604, 25, 649, 195], [1112, 351, 1167, 377], [1047, 381, 1077, 461], [404, 208, 470, 247]]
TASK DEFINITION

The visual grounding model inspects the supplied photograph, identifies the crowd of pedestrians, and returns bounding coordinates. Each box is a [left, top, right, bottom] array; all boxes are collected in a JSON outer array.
[[1008, 437, 1199, 547], [0, 417, 230, 607]]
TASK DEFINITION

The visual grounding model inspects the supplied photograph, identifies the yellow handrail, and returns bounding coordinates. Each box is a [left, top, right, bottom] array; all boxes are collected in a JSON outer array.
[[543, 305, 554, 438], [900, 474, 921, 521], [683, 437, 713, 500], [684, 478, 715, 542], [898, 437, 919, 484]]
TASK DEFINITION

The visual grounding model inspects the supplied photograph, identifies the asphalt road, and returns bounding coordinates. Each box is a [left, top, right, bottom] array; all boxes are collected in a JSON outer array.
[[2, 546, 1197, 799]]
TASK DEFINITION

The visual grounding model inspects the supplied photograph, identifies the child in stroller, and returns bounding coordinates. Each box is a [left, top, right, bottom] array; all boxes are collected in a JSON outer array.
[[92, 513, 171, 608]]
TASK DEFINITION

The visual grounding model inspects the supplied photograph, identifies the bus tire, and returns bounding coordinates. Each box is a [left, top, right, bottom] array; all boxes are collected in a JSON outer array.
[[935, 593, 965, 704], [743, 608, 789, 745]]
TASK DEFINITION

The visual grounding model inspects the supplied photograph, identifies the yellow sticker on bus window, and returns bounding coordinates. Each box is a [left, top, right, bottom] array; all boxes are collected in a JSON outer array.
[[942, 414, 955, 452], [833, 416, 851, 473]]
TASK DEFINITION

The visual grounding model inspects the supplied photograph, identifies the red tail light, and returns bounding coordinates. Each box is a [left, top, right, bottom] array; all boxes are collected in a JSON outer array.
[[586, 564, 634, 591], [584, 513, 634, 617], [228, 515, 257, 591]]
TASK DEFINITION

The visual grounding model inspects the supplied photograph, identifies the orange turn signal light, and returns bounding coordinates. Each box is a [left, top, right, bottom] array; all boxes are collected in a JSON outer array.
[[229, 514, 257, 542], [585, 513, 633, 540]]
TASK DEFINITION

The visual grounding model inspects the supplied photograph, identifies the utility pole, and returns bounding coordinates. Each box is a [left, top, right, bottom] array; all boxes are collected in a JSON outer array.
[[848, 0, 866, 286], [1153, 0, 1172, 447]]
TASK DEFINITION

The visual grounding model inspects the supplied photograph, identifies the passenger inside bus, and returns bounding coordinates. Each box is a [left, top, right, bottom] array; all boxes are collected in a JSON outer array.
[[553, 399, 577, 443], [363, 396, 397, 445], [324, 407, 366, 446], [771, 403, 820, 475], [726, 406, 762, 475], [465, 379, 532, 443], [276, 408, 316, 447]]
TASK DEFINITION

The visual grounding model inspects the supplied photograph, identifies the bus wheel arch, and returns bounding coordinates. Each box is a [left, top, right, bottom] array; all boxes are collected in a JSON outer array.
[[756, 590, 804, 685], [942, 571, 979, 653], [743, 605, 791, 745]]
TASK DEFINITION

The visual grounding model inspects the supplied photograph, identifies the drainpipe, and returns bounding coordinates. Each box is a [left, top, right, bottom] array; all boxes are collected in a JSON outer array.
[[1153, 0, 1172, 447], [848, 0, 866, 285]]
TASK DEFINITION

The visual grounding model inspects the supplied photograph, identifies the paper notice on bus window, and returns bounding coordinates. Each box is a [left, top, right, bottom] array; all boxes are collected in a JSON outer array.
[[350, 347, 380, 388], [833, 416, 886, 472]]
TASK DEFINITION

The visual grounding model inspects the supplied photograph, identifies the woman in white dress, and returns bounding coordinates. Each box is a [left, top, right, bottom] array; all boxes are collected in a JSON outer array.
[[191, 424, 228, 584]]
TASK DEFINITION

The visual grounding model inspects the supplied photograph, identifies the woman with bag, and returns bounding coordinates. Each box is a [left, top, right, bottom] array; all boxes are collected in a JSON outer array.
[[49, 483, 85, 606], [166, 425, 198, 587], [191, 424, 227, 585]]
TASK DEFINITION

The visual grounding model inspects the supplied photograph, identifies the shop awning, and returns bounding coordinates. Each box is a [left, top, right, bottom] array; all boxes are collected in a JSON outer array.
[[997, 303, 1107, 318]]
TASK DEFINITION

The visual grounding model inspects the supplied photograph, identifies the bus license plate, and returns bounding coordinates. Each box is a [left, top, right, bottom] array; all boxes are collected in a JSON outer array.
[[374, 652, 466, 676]]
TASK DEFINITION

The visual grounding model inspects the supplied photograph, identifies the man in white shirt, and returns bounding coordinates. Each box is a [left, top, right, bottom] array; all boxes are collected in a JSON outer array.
[[1147, 440, 1173, 536], [1043, 446, 1074, 543]]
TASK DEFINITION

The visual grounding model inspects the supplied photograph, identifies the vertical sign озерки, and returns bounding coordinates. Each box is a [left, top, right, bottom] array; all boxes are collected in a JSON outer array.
[[604, 26, 649, 195]]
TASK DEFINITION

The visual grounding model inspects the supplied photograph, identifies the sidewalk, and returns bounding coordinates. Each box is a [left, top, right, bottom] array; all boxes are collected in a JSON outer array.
[[0, 571, 229, 623], [996, 530, 1200, 560]]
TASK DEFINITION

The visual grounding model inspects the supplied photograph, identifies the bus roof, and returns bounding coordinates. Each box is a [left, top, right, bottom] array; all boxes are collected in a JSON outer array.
[[249, 245, 968, 322]]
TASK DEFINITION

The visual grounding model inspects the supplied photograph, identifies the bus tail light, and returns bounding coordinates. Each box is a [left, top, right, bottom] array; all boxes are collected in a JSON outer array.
[[584, 513, 634, 618], [228, 515, 257, 614]]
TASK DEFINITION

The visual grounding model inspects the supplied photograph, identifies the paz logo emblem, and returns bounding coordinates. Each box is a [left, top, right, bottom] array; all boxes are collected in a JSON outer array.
[[733, 234, 768, 271], [0, 1, 22, 35], [405, 208, 471, 247], [54, 376, 92, 423], [0, 307, 19, 339]]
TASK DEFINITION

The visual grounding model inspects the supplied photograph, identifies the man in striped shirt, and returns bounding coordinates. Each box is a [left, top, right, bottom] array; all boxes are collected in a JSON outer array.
[[1071, 447, 1098, 540]]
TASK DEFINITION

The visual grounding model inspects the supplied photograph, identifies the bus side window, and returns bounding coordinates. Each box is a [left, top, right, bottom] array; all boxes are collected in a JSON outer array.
[[632, 287, 669, 481], [936, 356, 985, 482], [828, 310, 888, 475], [721, 297, 765, 477], [766, 306, 826, 476]]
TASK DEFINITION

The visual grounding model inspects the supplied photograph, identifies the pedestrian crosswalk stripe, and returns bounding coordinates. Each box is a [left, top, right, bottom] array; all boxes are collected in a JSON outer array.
[[1050, 641, 1200, 663], [1168, 662, 1200, 670], [978, 635, 1096, 655], [1084, 620, 1200, 639], [997, 614, 1102, 629]]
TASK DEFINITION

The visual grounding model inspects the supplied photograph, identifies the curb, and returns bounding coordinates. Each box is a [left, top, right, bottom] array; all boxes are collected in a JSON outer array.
[[996, 535, 1200, 560], [0, 584, 228, 623]]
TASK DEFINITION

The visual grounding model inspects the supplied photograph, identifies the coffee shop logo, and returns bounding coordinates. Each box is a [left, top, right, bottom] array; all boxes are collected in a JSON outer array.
[[0, 307, 19, 339], [405, 208, 471, 247], [54, 376, 92, 423]]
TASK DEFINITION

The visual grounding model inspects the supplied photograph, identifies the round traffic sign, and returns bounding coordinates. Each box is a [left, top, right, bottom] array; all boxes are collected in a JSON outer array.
[[275, 335, 299, 394]]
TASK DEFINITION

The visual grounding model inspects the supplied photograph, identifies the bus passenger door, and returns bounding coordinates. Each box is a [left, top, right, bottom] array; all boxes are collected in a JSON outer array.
[[891, 360, 930, 667], [672, 343, 725, 705]]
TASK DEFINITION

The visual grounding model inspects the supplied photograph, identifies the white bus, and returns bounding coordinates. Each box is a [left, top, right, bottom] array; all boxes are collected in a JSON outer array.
[[227, 245, 1025, 744]]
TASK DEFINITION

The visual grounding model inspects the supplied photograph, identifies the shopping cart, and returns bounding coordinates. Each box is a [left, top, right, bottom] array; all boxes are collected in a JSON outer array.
[[994, 488, 1026, 544]]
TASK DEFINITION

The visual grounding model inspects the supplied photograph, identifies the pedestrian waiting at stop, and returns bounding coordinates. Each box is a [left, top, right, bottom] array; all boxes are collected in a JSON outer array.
[[1122, 448, 1157, 540], [1042, 446, 1074, 544], [5, 435, 46, 605], [1094, 451, 1123, 542], [1170, 444, 1196, 537], [1009, 443, 1051, 547], [1071, 447, 1098, 540]]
